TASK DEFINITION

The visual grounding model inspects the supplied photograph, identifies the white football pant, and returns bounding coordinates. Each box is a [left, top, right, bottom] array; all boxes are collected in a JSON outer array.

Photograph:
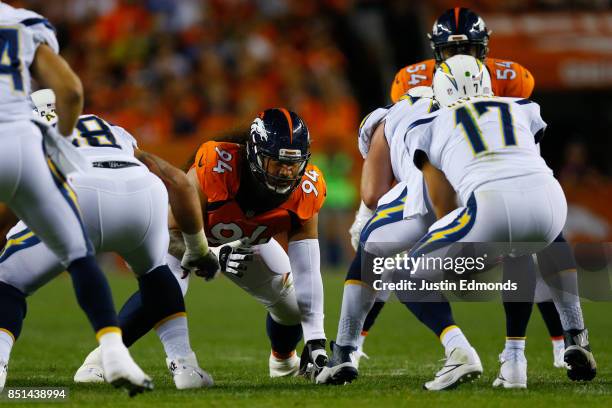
[[410, 174, 567, 280], [0, 163, 169, 294], [0, 121, 91, 267], [168, 238, 301, 326]]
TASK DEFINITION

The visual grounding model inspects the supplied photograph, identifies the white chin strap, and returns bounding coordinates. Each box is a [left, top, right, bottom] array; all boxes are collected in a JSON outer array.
[[266, 180, 292, 194]]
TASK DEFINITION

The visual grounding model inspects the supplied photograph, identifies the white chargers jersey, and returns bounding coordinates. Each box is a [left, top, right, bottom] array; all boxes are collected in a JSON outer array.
[[405, 96, 551, 205], [0, 3, 59, 122], [358, 106, 389, 158], [383, 96, 437, 217], [70, 114, 138, 159], [357, 96, 437, 218], [384, 96, 436, 183]]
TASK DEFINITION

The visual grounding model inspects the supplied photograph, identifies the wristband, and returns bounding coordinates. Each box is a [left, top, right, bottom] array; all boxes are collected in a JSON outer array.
[[182, 229, 209, 254]]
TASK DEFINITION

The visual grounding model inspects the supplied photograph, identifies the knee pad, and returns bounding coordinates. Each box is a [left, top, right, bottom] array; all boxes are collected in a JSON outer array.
[[267, 275, 301, 326]]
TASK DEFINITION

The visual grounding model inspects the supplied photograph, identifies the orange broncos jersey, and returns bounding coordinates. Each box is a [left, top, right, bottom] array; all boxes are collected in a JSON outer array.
[[192, 141, 326, 246], [390, 58, 535, 103]]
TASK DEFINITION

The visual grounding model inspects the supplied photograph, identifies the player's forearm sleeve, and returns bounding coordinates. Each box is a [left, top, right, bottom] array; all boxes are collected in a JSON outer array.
[[288, 239, 325, 342]]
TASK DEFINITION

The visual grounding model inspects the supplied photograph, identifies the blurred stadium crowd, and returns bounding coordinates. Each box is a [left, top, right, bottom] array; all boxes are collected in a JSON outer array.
[[12, 0, 612, 265]]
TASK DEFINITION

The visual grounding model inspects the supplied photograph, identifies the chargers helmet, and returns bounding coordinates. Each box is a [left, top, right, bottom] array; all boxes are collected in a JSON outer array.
[[31, 89, 58, 126], [246, 108, 311, 195], [433, 55, 492, 107]]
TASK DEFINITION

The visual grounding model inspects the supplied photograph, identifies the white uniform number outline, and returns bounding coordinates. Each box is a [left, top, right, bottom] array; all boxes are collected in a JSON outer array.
[[301, 169, 319, 196], [213, 147, 233, 173], [495, 61, 517, 80], [406, 63, 428, 86]]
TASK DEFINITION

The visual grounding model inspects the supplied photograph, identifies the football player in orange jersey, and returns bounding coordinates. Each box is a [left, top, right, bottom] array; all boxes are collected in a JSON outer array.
[[322, 8, 579, 389], [75, 108, 330, 381], [389, 7, 534, 103], [188, 108, 329, 377]]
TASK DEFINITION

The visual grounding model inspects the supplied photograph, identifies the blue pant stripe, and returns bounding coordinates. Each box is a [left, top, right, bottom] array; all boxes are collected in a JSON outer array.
[[360, 187, 407, 244], [0, 229, 41, 264], [42, 143, 93, 256], [409, 193, 477, 258]]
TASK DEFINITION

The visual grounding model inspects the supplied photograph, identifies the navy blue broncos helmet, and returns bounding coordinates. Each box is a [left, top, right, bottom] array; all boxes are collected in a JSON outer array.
[[247, 108, 311, 195], [428, 8, 491, 64]]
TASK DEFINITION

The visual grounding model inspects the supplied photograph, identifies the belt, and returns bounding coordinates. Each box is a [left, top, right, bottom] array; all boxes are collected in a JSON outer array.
[[92, 160, 140, 169]]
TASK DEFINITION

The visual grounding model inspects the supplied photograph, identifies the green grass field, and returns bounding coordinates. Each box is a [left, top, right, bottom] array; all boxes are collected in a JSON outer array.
[[3, 270, 611, 407]]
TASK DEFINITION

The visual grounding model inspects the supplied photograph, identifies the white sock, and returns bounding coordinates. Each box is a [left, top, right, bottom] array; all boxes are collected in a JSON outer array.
[[156, 315, 193, 360], [336, 283, 376, 348], [0, 330, 14, 363], [503, 338, 526, 360], [552, 337, 565, 351], [556, 303, 585, 331], [440, 326, 471, 355], [98, 330, 123, 348], [356, 332, 367, 350], [544, 269, 585, 331]]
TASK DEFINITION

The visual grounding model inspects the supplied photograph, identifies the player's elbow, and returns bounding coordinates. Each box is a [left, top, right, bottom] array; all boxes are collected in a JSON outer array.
[[164, 168, 193, 192], [361, 176, 391, 210], [361, 188, 382, 210], [58, 76, 83, 108]]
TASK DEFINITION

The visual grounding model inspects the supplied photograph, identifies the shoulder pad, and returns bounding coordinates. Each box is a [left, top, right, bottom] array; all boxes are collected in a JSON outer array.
[[390, 59, 435, 103], [193, 142, 242, 202], [282, 164, 326, 222]]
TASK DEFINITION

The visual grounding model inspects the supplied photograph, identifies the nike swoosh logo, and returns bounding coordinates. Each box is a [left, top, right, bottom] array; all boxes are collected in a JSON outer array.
[[435, 364, 463, 378]]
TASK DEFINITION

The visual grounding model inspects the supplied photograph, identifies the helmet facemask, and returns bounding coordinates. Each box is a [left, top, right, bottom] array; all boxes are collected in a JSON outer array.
[[33, 104, 58, 126], [433, 40, 488, 64], [427, 8, 491, 65], [248, 146, 310, 195]]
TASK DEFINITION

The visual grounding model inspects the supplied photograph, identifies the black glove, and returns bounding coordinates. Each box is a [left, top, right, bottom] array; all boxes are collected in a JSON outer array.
[[218, 245, 254, 278], [184, 250, 220, 281]]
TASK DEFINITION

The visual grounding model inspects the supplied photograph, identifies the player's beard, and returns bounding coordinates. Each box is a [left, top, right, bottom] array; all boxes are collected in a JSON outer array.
[[236, 155, 292, 215]]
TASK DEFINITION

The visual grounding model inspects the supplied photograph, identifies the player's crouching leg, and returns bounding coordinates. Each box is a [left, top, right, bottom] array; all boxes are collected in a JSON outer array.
[[220, 240, 307, 378], [267, 308, 302, 378], [75, 257, 212, 390]]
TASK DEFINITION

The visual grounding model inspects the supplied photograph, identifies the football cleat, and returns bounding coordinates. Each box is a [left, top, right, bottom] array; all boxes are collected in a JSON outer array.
[[351, 346, 369, 370], [0, 360, 7, 393], [492, 351, 527, 389], [269, 351, 300, 378], [553, 343, 568, 369], [298, 339, 329, 381], [564, 329, 597, 381], [424, 347, 483, 391], [167, 352, 213, 389], [101, 342, 153, 397], [74, 347, 105, 383], [315, 341, 358, 385]]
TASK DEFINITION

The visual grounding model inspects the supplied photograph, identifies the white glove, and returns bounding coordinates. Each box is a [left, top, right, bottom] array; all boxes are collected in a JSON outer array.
[[210, 240, 254, 278], [349, 201, 374, 251], [181, 230, 220, 280]]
